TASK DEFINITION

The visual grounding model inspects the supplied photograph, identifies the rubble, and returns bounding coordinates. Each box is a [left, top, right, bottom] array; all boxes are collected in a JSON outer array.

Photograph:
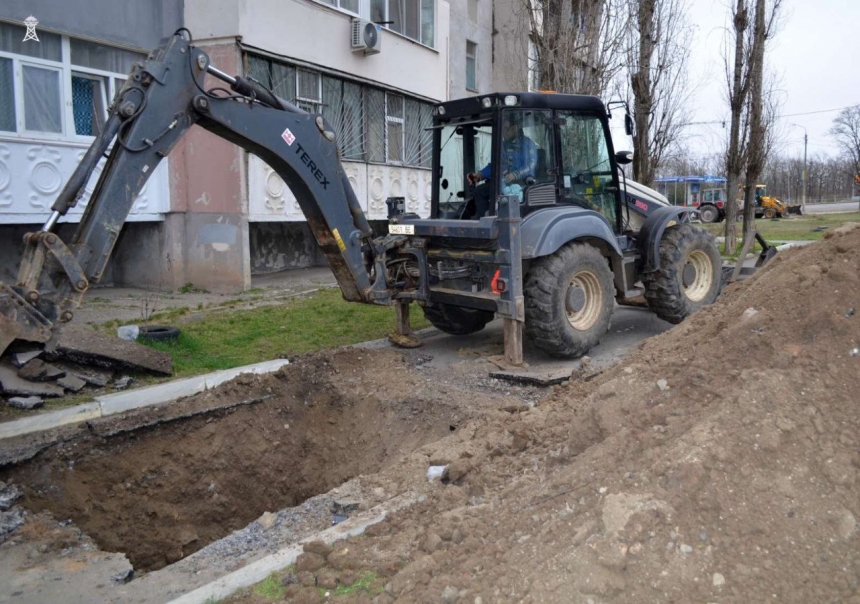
[[6, 396, 44, 410], [17, 359, 65, 382], [50, 325, 172, 376], [0, 366, 64, 398], [11, 350, 42, 368]]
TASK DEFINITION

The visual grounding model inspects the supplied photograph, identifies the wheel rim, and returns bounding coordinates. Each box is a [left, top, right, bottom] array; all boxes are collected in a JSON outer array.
[[682, 250, 713, 302], [566, 270, 603, 331], [702, 208, 715, 222]]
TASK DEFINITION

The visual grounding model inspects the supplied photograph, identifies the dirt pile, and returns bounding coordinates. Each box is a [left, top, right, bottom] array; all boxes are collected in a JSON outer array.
[[243, 225, 860, 603]]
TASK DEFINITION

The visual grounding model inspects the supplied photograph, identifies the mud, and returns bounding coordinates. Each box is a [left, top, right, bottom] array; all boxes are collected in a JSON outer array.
[[0, 349, 501, 572]]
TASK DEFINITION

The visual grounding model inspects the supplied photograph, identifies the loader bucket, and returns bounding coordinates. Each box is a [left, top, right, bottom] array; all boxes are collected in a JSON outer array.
[[0, 283, 54, 357], [725, 230, 777, 283], [787, 206, 803, 216]]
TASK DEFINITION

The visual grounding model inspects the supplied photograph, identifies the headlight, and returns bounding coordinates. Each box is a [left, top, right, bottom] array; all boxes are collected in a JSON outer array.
[[503, 95, 518, 106], [437, 105, 446, 115], [481, 97, 492, 108]]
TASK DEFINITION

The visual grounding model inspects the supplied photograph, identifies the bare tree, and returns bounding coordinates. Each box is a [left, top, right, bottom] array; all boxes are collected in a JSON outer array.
[[830, 105, 860, 180], [722, 0, 750, 253], [627, 0, 694, 186], [722, 0, 782, 252], [516, 0, 629, 96]]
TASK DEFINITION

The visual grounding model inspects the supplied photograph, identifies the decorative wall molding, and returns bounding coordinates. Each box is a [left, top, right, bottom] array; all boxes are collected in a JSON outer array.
[[0, 139, 169, 225], [249, 156, 432, 222]]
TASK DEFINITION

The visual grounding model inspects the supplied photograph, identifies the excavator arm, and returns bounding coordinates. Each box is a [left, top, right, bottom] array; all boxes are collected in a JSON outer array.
[[0, 31, 394, 355]]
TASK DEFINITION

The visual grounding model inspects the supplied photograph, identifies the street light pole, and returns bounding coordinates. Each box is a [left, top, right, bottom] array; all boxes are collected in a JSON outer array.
[[792, 124, 808, 213]]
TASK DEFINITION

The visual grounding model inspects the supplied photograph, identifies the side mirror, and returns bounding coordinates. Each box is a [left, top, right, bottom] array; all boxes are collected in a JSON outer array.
[[615, 150, 633, 165], [624, 114, 634, 137]]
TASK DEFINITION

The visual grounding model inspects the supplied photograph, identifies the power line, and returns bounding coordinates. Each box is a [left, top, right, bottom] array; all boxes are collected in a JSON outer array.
[[681, 104, 859, 129], [778, 104, 859, 119]]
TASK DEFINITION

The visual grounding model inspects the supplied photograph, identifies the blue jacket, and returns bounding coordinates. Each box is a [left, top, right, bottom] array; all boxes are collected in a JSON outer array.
[[479, 135, 538, 182]]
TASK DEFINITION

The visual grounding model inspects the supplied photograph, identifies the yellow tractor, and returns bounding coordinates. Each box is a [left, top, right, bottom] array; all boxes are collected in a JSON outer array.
[[738, 185, 797, 219]]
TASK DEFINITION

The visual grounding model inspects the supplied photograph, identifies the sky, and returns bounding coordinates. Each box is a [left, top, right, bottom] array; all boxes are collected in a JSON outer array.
[[681, 0, 860, 161]]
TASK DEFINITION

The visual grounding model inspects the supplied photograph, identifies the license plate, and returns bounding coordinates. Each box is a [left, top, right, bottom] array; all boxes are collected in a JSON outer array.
[[389, 224, 415, 235]]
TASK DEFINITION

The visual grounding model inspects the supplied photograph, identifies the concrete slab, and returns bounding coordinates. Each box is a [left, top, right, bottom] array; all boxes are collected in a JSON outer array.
[[0, 403, 101, 440], [50, 324, 173, 376], [0, 366, 64, 398], [97, 375, 207, 417], [56, 374, 87, 393], [203, 359, 291, 389], [166, 492, 418, 604]]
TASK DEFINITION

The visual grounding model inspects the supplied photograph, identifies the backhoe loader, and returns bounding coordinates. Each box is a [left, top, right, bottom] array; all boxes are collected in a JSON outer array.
[[0, 31, 740, 366]]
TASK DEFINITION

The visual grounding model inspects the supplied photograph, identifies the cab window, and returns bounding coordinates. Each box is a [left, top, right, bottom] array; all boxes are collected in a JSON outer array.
[[558, 112, 616, 226]]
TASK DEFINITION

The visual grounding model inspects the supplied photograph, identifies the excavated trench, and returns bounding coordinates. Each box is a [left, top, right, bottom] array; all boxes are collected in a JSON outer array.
[[1, 350, 463, 572]]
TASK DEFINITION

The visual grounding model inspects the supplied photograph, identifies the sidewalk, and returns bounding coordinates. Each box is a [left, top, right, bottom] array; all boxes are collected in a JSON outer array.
[[72, 267, 338, 327]]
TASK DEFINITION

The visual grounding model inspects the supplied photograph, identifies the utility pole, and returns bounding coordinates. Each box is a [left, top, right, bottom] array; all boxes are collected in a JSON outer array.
[[792, 123, 808, 212]]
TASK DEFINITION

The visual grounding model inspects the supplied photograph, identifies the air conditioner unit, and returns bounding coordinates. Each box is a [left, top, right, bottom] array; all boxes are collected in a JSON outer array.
[[351, 19, 381, 55]]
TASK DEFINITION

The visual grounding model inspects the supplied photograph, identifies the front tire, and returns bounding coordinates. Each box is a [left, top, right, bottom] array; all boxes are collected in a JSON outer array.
[[524, 243, 615, 358], [422, 304, 494, 335], [644, 224, 722, 324], [764, 208, 776, 219]]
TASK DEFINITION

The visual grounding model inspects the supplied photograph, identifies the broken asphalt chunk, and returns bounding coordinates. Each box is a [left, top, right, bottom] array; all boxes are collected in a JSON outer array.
[[17, 359, 65, 382], [57, 374, 87, 393], [0, 366, 64, 398], [49, 325, 172, 376], [6, 396, 45, 410]]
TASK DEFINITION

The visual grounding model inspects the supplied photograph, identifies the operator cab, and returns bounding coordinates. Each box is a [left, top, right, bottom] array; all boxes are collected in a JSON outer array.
[[430, 92, 625, 233]]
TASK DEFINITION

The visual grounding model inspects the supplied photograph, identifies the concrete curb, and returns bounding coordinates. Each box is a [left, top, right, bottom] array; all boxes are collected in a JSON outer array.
[[167, 492, 420, 604], [0, 359, 290, 441]]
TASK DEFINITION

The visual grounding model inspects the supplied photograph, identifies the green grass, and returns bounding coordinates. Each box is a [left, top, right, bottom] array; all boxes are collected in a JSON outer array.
[[702, 212, 860, 249], [139, 288, 430, 377], [318, 571, 384, 598], [253, 574, 284, 600]]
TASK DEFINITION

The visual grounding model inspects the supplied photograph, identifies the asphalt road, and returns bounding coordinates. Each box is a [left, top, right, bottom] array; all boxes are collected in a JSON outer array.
[[365, 304, 674, 385], [803, 201, 860, 214]]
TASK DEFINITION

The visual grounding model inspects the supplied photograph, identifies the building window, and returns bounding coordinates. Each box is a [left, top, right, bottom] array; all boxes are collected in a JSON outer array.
[[466, 41, 477, 92], [71, 73, 108, 136], [244, 53, 433, 169], [375, 0, 434, 47], [386, 94, 404, 163], [319, 0, 360, 13], [0, 22, 144, 138], [296, 69, 322, 112]]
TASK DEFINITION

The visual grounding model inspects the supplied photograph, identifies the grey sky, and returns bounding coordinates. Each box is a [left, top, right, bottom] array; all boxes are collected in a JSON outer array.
[[683, 0, 860, 160]]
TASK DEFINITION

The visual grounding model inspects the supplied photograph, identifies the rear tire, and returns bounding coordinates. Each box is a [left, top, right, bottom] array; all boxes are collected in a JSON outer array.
[[644, 224, 722, 324], [699, 205, 719, 223], [524, 243, 615, 358], [422, 304, 494, 335]]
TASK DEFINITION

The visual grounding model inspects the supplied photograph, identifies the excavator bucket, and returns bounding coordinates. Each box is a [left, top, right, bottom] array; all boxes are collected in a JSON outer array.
[[0, 283, 55, 357]]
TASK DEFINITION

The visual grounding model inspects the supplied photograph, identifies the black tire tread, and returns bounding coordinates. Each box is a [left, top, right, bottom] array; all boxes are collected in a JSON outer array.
[[643, 224, 722, 325], [524, 243, 615, 358]]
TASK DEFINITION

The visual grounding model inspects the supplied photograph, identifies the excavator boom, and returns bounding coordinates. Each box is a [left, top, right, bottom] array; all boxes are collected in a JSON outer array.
[[0, 32, 393, 356]]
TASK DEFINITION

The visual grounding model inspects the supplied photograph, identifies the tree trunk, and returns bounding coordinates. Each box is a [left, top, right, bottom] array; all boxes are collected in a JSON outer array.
[[723, 0, 748, 254], [742, 0, 768, 243], [631, 0, 655, 185]]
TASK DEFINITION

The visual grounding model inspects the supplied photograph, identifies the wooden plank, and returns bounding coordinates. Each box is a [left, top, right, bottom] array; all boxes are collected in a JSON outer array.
[[502, 318, 524, 366]]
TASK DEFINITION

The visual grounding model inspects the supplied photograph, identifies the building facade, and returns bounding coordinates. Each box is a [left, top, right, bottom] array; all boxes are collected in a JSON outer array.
[[0, 0, 522, 293]]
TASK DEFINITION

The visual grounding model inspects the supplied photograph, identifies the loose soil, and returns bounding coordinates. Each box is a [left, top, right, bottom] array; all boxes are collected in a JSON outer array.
[[218, 223, 858, 604], [3, 224, 860, 603], [1, 349, 529, 573]]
